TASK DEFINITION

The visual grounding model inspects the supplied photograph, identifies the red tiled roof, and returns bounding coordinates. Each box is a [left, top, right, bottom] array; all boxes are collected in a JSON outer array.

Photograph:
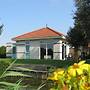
[[12, 27, 64, 41]]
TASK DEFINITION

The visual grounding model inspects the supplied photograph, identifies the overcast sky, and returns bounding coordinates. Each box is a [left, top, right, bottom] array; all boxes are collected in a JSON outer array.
[[0, 0, 75, 45]]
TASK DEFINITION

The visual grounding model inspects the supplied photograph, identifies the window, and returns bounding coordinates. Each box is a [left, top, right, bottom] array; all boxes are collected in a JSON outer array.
[[26, 45, 30, 59], [26, 45, 30, 52], [26, 41, 29, 45], [40, 43, 53, 59], [13, 46, 16, 54], [62, 44, 64, 59], [40, 44, 46, 59], [47, 44, 53, 59]]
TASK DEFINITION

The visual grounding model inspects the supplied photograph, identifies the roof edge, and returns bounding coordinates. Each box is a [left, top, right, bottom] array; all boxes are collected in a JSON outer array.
[[12, 36, 65, 41]]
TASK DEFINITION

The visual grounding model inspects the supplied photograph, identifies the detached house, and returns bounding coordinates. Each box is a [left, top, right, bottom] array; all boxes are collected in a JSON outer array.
[[6, 27, 69, 60]]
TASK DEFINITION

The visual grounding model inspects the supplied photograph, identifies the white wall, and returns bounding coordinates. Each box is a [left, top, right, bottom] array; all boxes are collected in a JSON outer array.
[[16, 45, 26, 59], [15, 39, 70, 60], [66, 45, 70, 56], [30, 41, 40, 59], [53, 43, 60, 60], [6, 43, 13, 57], [53, 40, 62, 60]]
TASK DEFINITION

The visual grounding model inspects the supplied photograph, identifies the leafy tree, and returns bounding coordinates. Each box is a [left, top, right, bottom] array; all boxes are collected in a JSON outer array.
[[67, 26, 86, 49], [0, 24, 4, 58], [66, 26, 86, 59], [74, 0, 90, 41], [0, 46, 6, 58], [0, 24, 3, 35], [66, 0, 90, 59]]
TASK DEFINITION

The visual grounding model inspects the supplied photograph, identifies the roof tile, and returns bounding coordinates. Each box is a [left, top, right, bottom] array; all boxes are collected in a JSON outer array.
[[12, 27, 63, 41]]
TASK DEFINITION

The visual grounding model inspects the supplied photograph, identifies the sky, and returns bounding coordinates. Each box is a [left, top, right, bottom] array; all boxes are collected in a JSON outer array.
[[0, 0, 75, 45]]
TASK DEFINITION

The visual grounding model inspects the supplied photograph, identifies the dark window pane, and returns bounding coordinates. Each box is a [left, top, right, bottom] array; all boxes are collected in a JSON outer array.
[[26, 45, 30, 52], [40, 44, 46, 59], [26, 41, 29, 44], [13, 46, 16, 54], [47, 44, 53, 59]]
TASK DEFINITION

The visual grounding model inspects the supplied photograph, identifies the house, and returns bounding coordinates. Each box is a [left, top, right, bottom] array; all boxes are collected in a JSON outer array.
[[6, 27, 70, 60]]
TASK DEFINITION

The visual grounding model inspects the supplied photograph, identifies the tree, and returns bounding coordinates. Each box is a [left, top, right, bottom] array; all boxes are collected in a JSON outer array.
[[0, 46, 6, 58], [74, 0, 90, 41], [67, 27, 86, 49], [66, 0, 90, 59], [66, 26, 86, 59], [0, 24, 3, 35]]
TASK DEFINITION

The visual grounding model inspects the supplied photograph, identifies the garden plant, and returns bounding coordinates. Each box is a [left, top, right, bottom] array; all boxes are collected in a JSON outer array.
[[48, 60, 90, 90]]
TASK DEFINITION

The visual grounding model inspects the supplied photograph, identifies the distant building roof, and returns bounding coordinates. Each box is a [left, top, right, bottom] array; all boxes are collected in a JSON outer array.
[[12, 27, 64, 41]]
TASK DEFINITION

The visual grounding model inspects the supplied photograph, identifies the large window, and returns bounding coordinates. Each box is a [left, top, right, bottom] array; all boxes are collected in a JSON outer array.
[[13, 46, 16, 54], [40, 44, 46, 59], [26, 44, 30, 59], [12, 46, 16, 58], [40, 43, 53, 59], [26, 41, 29, 45], [47, 44, 53, 59], [26, 45, 30, 52]]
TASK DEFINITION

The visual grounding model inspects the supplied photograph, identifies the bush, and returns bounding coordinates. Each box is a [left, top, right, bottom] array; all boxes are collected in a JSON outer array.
[[0, 60, 11, 75], [0, 46, 6, 58], [15, 59, 75, 68]]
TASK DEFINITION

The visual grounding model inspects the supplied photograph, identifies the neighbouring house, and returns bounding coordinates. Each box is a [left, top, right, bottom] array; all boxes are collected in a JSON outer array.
[[6, 27, 70, 60], [6, 42, 16, 58]]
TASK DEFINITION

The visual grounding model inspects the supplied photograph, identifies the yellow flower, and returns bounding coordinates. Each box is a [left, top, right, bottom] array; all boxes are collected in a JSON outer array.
[[48, 69, 64, 81], [68, 61, 88, 76]]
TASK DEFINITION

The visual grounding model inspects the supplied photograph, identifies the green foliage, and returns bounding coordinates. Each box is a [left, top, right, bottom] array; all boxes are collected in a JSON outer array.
[[14, 59, 75, 68], [48, 61, 90, 90], [0, 60, 11, 75], [0, 46, 6, 58], [67, 0, 90, 49], [0, 24, 3, 35], [74, 0, 90, 41], [0, 59, 32, 89], [66, 27, 86, 48]]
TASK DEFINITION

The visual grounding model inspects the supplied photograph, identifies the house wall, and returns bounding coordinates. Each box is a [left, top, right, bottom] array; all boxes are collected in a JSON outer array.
[[16, 45, 26, 59], [53, 40, 63, 60], [7, 38, 70, 60], [6, 43, 13, 58], [30, 41, 40, 59], [15, 40, 40, 59]]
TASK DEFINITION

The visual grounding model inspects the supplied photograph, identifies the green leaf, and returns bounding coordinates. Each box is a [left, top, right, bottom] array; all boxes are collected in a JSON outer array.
[[2, 71, 32, 78]]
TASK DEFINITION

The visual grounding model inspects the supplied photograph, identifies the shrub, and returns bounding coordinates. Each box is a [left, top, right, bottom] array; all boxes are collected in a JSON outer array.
[[0, 60, 11, 75], [0, 46, 6, 58]]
